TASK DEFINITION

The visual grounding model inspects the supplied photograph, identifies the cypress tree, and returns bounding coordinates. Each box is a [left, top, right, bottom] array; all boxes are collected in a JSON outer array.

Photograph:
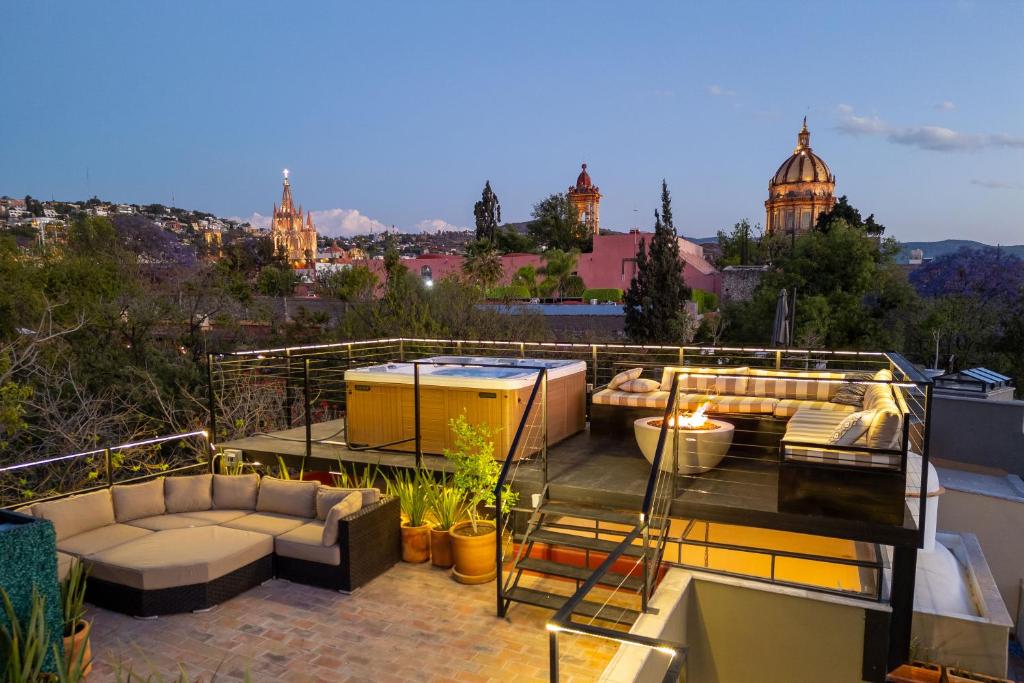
[[473, 181, 501, 243], [623, 181, 691, 342]]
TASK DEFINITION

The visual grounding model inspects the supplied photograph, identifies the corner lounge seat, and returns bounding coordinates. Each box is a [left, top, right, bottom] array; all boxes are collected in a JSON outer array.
[[221, 511, 306, 536], [773, 399, 856, 419], [275, 521, 341, 566], [176, 509, 251, 524], [782, 407, 900, 469], [125, 513, 218, 531], [57, 523, 152, 556], [86, 526, 273, 591]]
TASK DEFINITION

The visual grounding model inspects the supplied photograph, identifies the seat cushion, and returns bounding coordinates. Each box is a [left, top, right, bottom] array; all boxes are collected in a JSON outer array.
[[317, 486, 380, 511], [164, 474, 213, 513], [124, 513, 217, 531], [177, 509, 251, 524], [783, 445, 901, 469], [34, 489, 116, 541], [86, 526, 273, 590], [708, 395, 778, 414], [746, 369, 844, 401], [221, 512, 306, 537], [774, 399, 857, 418], [275, 522, 342, 566], [608, 367, 643, 390], [592, 388, 669, 409], [256, 477, 319, 518], [57, 552, 77, 582], [784, 407, 852, 443], [618, 378, 661, 393], [58, 523, 153, 557], [112, 478, 166, 522], [660, 366, 749, 394], [321, 493, 361, 544], [213, 473, 260, 510]]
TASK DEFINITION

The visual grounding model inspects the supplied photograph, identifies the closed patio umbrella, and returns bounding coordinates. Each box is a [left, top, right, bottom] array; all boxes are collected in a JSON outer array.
[[771, 288, 790, 347]]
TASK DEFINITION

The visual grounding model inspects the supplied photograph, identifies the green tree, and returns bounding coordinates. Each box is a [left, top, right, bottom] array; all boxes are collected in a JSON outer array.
[[529, 194, 590, 252], [256, 266, 298, 297], [538, 249, 579, 301], [462, 241, 504, 290], [511, 265, 539, 298], [316, 265, 378, 301], [623, 181, 691, 342], [493, 226, 537, 254], [715, 219, 765, 267], [473, 181, 501, 243], [814, 195, 886, 236]]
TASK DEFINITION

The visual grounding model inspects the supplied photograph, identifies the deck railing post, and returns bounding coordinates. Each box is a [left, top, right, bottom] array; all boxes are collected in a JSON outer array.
[[206, 353, 218, 449], [303, 358, 312, 464], [775, 350, 782, 370], [590, 345, 598, 388], [399, 339, 405, 361], [519, 342, 525, 358], [496, 485, 504, 617], [103, 448, 113, 488], [549, 630, 559, 683], [285, 348, 294, 427], [413, 363, 423, 469], [642, 523, 651, 610], [542, 370, 549, 488]]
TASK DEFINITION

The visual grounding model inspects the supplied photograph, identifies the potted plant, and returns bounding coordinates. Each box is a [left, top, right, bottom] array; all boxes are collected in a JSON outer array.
[[388, 468, 432, 563], [61, 559, 92, 678], [444, 415, 517, 584], [427, 481, 466, 569], [945, 668, 1011, 683]]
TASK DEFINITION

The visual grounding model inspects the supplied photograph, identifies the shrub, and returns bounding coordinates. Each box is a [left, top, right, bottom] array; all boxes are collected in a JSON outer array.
[[692, 288, 719, 313], [582, 288, 623, 303], [485, 285, 531, 300]]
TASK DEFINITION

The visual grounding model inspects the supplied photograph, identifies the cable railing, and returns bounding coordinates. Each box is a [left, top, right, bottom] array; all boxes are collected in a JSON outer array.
[[0, 431, 213, 510]]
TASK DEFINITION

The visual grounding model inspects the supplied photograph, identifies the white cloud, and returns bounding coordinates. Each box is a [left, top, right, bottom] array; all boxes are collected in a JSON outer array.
[[970, 179, 1024, 190], [706, 84, 736, 97], [835, 105, 1024, 152], [414, 218, 468, 233], [935, 100, 956, 111], [310, 208, 388, 237]]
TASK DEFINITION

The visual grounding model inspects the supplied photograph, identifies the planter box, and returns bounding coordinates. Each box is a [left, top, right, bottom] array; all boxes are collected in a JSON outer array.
[[885, 661, 941, 682], [946, 669, 1012, 683]]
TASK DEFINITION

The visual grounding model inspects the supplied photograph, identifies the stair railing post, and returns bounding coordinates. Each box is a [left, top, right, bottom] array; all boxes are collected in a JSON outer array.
[[542, 370, 549, 489], [496, 484, 505, 618], [303, 358, 312, 465], [284, 349, 294, 427], [641, 522, 651, 612], [549, 630, 560, 683], [413, 362, 422, 469]]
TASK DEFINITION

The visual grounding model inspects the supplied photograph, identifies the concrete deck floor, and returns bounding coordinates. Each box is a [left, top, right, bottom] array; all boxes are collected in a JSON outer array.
[[85, 562, 616, 683]]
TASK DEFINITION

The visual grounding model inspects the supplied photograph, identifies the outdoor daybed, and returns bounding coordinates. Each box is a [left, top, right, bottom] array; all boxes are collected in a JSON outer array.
[[25, 474, 400, 616]]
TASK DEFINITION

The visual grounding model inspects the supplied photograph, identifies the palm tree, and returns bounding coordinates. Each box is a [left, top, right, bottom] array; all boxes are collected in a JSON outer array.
[[539, 249, 579, 301], [462, 244, 504, 292]]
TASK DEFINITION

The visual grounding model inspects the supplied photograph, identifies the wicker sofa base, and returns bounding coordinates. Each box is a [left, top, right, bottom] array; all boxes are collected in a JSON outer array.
[[86, 554, 274, 617]]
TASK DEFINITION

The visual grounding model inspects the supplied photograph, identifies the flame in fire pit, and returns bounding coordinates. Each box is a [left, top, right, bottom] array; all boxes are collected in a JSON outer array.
[[668, 401, 710, 429]]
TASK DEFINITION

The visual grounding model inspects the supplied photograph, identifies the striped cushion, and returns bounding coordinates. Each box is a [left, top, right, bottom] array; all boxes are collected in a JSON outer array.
[[746, 369, 844, 401], [609, 367, 643, 390], [708, 395, 778, 414], [773, 399, 857, 418], [783, 445, 900, 469], [592, 389, 670, 409], [619, 378, 661, 393], [784, 407, 852, 442], [659, 366, 749, 394]]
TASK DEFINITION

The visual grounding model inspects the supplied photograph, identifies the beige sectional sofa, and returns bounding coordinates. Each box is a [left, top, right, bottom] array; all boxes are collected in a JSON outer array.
[[27, 473, 400, 616]]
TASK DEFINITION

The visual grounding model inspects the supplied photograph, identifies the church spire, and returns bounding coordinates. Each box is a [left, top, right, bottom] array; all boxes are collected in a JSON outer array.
[[280, 169, 294, 213], [796, 117, 811, 151]]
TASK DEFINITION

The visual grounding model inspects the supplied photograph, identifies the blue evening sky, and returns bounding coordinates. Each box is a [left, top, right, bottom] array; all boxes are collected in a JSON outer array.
[[2, 1, 1022, 244]]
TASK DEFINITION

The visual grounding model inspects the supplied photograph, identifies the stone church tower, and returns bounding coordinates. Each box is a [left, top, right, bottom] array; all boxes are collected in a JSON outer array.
[[271, 169, 317, 266], [568, 163, 602, 236], [765, 118, 836, 236]]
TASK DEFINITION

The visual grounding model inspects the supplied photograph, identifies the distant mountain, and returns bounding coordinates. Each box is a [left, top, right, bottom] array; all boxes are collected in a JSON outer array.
[[898, 239, 1024, 263]]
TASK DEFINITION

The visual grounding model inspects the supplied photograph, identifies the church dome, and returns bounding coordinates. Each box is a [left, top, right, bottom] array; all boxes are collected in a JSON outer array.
[[574, 163, 594, 190], [770, 118, 834, 186]]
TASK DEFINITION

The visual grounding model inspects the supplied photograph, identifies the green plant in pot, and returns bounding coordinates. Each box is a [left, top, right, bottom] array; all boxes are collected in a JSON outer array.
[[387, 468, 432, 563], [443, 414, 517, 584], [61, 559, 92, 679], [426, 480, 466, 569]]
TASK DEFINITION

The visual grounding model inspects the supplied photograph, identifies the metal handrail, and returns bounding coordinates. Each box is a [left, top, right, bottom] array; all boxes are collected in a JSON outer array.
[[494, 368, 548, 618], [641, 372, 682, 519]]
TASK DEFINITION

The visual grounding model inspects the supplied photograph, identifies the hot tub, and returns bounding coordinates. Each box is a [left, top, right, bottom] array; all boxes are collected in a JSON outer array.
[[344, 356, 586, 458]]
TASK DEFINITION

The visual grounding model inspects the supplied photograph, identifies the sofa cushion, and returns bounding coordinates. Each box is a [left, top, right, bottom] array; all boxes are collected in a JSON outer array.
[[783, 406, 900, 469], [784, 407, 851, 444], [256, 477, 318, 518], [831, 372, 874, 407], [866, 408, 902, 450], [124, 513, 217, 531], [828, 410, 875, 446], [213, 474, 260, 510], [164, 474, 213, 513], [783, 444, 901, 469], [608, 367, 643, 390], [618, 378, 661, 393], [221, 512, 306, 537], [660, 366, 749, 394], [316, 487, 367, 520], [321, 493, 362, 544], [276, 522, 341, 566], [708, 395, 778, 414], [177, 509, 251, 524], [746, 369, 843, 401], [592, 388, 670, 409], [318, 486, 380, 510], [112, 478, 166, 522], [86, 526, 273, 590], [57, 523, 152, 557], [57, 552, 78, 582], [34, 489, 115, 541], [773, 399, 856, 419]]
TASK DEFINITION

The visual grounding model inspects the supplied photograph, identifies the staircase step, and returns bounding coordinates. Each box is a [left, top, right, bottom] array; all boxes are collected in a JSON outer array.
[[541, 501, 643, 526], [505, 586, 640, 625], [526, 529, 646, 557], [516, 557, 645, 592]]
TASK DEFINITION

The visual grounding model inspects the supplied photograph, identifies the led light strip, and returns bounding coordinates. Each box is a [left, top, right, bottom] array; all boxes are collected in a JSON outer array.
[[0, 430, 209, 473]]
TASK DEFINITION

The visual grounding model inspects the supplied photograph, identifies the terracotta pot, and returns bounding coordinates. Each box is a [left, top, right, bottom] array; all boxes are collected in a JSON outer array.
[[430, 528, 454, 568], [885, 661, 941, 683], [450, 520, 496, 584], [401, 523, 431, 563], [63, 620, 93, 678]]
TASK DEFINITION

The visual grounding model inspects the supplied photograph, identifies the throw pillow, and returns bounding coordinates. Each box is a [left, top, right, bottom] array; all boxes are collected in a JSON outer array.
[[256, 477, 319, 518], [111, 478, 166, 522], [164, 474, 213, 513], [609, 367, 643, 390], [321, 493, 362, 545], [618, 378, 660, 393], [828, 410, 875, 446], [317, 485, 379, 519], [831, 372, 874, 407], [213, 473, 260, 510]]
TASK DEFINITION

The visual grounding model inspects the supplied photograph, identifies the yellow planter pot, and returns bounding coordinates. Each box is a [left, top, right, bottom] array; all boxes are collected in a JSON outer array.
[[401, 523, 431, 563], [450, 521, 497, 584]]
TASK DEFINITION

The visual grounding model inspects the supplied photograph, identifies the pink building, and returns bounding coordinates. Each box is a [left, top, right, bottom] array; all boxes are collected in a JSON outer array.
[[350, 230, 719, 296]]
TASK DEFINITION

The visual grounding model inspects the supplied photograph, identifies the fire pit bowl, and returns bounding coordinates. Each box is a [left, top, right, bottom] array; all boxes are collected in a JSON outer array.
[[633, 415, 735, 475]]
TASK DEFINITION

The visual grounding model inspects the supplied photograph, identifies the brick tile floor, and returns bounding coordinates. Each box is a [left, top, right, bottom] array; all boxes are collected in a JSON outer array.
[[86, 562, 618, 682]]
